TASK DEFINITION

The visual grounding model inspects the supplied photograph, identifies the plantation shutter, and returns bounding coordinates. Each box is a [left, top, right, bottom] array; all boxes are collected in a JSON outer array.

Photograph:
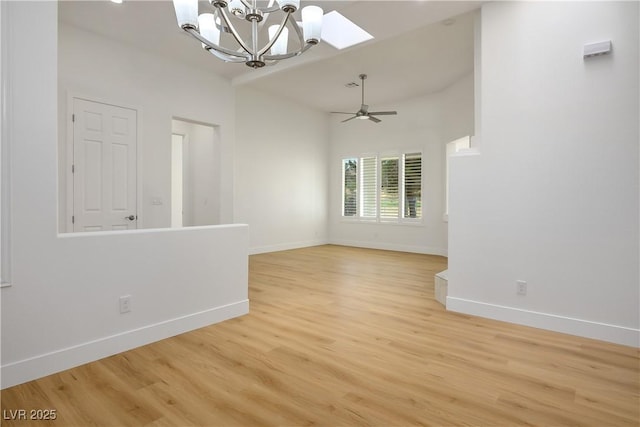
[[360, 156, 377, 218], [343, 159, 357, 217], [404, 153, 422, 218], [380, 157, 399, 218]]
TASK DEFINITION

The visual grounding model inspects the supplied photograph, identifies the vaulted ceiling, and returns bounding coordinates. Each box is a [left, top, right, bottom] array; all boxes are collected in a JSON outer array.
[[58, 0, 480, 112]]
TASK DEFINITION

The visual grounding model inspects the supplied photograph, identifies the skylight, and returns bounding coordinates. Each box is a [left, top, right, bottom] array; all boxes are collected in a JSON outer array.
[[321, 11, 374, 50]]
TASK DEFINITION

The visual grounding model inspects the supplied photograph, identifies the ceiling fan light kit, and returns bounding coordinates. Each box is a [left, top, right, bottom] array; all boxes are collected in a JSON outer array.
[[172, 0, 323, 69], [332, 74, 398, 123]]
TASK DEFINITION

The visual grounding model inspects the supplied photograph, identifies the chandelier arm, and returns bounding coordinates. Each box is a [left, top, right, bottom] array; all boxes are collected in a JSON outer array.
[[239, 0, 253, 10], [258, 5, 280, 13], [263, 42, 313, 60], [218, 7, 254, 56], [241, 0, 278, 13], [260, 0, 280, 13], [289, 13, 307, 49], [262, 12, 308, 60], [184, 27, 250, 59], [207, 47, 248, 63], [211, 9, 236, 36], [264, 16, 316, 61], [231, 3, 278, 15], [257, 11, 291, 57]]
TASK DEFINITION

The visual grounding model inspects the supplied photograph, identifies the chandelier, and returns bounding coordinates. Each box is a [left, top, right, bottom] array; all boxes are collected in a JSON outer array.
[[172, 0, 323, 68]]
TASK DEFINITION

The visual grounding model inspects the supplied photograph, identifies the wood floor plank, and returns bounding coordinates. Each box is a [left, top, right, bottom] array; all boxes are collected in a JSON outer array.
[[2, 245, 638, 426]]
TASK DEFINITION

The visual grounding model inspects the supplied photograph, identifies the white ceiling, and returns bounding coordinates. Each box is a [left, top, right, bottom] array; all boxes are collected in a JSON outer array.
[[58, 0, 480, 113]]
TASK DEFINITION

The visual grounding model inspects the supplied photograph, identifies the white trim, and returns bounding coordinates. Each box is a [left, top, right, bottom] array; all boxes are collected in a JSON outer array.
[[57, 222, 248, 239], [1, 299, 249, 389], [330, 239, 447, 257], [64, 94, 73, 232], [450, 147, 480, 157], [250, 240, 447, 257], [446, 297, 639, 348], [0, 0, 11, 287], [339, 218, 425, 227], [249, 239, 330, 255]]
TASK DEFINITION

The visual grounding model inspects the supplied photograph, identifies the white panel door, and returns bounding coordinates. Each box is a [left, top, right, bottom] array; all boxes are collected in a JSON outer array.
[[73, 98, 137, 232]]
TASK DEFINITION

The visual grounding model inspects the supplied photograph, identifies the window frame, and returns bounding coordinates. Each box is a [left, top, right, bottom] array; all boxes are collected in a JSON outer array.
[[340, 150, 424, 225]]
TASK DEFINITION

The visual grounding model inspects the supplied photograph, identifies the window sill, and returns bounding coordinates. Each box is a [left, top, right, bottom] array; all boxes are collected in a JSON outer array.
[[340, 218, 425, 227]]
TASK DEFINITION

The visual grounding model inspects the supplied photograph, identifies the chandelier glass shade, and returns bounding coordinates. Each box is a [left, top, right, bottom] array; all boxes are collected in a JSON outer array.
[[172, 0, 323, 68]]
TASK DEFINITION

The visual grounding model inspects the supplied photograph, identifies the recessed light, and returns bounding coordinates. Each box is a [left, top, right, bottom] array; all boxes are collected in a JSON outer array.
[[345, 82, 360, 88], [442, 18, 455, 26], [110, 0, 123, 4]]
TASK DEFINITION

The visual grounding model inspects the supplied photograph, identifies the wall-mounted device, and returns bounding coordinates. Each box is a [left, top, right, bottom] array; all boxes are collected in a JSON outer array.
[[583, 40, 612, 58]]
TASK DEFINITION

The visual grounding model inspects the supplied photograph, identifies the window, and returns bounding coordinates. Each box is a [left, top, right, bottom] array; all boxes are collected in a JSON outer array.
[[342, 159, 357, 217], [341, 151, 422, 222], [361, 156, 377, 218], [342, 156, 377, 218], [380, 157, 399, 219], [404, 153, 422, 218]]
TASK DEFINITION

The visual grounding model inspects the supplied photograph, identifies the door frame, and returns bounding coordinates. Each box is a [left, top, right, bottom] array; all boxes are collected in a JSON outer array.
[[170, 132, 187, 228], [65, 93, 143, 232]]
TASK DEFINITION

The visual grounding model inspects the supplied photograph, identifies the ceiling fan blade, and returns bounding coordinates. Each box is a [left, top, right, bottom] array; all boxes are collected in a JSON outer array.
[[367, 111, 397, 116], [339, 74, 395, 124], [331, 112, 356, 115]]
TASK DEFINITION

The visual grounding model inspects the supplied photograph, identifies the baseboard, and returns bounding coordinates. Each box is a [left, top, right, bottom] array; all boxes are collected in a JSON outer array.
[[447, 297, 639, 347], [249, 239, 329, 255], [330, 239, 448, 257], [249, 239, 448, 257], [1, 300, 249, 389]]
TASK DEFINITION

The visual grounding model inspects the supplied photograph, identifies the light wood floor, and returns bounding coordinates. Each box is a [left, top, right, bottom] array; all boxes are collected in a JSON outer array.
[[2, 245, 638, 426]]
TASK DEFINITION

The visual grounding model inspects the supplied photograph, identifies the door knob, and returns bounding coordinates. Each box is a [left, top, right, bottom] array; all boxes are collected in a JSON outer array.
[[125, 215, 136, 221]]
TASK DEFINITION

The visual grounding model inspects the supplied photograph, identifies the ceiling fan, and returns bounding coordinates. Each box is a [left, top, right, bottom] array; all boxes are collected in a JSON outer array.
[[332, 74, 398, 123]]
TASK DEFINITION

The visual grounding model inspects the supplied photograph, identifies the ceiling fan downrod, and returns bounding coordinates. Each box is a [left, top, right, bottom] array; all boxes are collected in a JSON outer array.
[[331, 73, 398, 124]]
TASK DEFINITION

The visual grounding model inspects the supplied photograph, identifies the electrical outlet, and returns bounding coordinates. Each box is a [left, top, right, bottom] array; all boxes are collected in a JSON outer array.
[[516, 280, 527, 296], [119, 295, 132, 313]]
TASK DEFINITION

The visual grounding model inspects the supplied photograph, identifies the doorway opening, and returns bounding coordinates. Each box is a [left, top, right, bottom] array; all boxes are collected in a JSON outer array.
[[171, 119, 220, 228]]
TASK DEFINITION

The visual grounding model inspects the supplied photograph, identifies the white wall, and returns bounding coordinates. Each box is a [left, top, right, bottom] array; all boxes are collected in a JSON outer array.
[[186, 123, 220, 226], [329, 74, 474, 255], [58, 23, 235, 230], [235, 85, 329, 254], [448, 1, 639, 346], [1, 2, 248, 388]]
